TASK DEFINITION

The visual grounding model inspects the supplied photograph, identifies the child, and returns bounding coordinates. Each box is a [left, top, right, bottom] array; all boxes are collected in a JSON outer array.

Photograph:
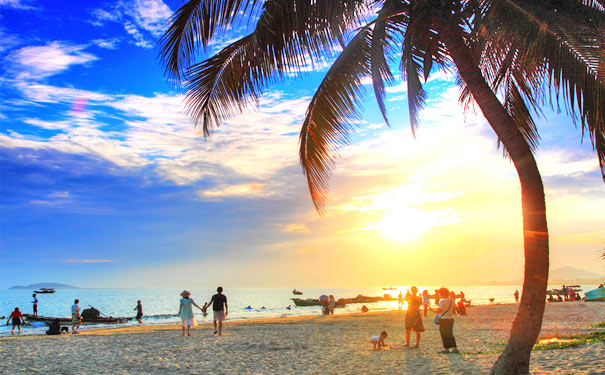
[[369, 331, 388, 349], [7, 307, 24, 333]]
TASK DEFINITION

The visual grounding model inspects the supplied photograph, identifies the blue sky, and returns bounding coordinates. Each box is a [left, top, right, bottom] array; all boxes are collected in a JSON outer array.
[[1, 0, 604, 289]]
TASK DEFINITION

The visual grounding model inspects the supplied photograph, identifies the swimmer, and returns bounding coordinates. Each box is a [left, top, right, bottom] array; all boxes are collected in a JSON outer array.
[[369, 331, 388, 350], [286, 305, 291, 310]]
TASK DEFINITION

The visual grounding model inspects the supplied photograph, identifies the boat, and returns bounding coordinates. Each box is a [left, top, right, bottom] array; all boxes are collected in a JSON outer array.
[[23, 314, 129, 324], [382, 287, 397, 290], [291, 298, 346, 307], [584, 284, 605, 302], [292, 289, 303, 295], [33, 288, 55, 294]]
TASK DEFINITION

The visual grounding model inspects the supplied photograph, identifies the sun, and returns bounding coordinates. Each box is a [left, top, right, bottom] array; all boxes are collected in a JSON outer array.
[[375, 207, 433, 242]]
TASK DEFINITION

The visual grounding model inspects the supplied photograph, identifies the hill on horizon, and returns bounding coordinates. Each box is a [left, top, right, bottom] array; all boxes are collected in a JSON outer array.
[[9, 282, 79, 290]]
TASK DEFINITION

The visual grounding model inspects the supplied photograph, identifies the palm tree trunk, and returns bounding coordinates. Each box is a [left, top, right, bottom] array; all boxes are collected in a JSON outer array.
[[436, 18, 549, 375]]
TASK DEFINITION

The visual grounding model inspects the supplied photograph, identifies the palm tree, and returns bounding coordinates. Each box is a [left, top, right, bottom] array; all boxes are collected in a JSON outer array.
[[159, 1, 604, 373]]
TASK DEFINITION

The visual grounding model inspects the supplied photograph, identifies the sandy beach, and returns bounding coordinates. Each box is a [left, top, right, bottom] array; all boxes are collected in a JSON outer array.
[[1, 302, 603, 374]]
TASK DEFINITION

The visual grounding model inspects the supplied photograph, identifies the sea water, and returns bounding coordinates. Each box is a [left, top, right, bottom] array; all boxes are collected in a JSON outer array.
[[1, 285, 596, 336]]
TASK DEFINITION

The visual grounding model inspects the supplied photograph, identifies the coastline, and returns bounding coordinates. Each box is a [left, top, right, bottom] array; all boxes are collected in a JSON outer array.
[[1, 302, 603, 374]]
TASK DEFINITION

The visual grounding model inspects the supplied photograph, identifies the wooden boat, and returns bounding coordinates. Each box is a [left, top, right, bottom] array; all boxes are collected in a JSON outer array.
[[584, 285, 605, 302], [33, 288, 55, 294], [23, 314, 129, 324], [292, 289, 303, 295], [291, 298, 346, 307]]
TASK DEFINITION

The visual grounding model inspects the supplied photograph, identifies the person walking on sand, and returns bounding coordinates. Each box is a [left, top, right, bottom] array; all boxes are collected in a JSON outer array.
[[430, 288, 458, 354], [422, 290, 430, 317], [179, 290, 203, 336], [207, 286, 228, 336], [404, 287, 425, 348], [32, 294, 38, 317], [514, 290, 519, 303], [328, 295, 336, 314], [134, 300, 143, 324], [398, 291, 404, 310], [71, 299, 81, 334], [7, 307, 24, 333]]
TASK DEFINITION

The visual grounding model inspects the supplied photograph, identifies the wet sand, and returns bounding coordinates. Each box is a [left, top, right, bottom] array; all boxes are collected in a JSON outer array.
[[1, 302, 603, 374]]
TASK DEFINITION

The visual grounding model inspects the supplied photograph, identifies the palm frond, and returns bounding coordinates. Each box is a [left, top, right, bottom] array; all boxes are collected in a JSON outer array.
[[299, 27, 373, 213], [181, 0, 372, 136], [401, 34, 426, 136], [158, 0, 262, 83]]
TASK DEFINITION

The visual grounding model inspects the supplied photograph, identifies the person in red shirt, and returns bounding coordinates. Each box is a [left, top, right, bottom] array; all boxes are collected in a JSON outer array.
[[7, 307, 24, 333]]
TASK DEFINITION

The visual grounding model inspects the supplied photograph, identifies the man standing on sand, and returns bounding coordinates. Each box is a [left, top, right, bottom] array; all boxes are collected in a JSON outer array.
[[32, 294, 38, 317], [207, 286, 228, 335]]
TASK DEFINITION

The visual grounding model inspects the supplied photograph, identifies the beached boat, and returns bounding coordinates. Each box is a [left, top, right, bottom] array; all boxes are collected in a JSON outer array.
[[33, 288, 55, 294], [290, 298, 346, 307], [584, 285, 605, 302], [23, 314, 129, 324]]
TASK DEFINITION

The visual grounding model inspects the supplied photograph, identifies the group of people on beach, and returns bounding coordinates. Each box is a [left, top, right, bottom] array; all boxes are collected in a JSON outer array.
[[371, 287, 461, 354]]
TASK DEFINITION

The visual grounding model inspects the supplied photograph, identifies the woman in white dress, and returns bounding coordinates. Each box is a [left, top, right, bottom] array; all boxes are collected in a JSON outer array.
[[178, 290, 203, 336]]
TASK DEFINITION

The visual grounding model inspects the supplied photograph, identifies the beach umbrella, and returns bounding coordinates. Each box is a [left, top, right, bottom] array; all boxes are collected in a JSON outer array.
[[319, 295, 328, 301]]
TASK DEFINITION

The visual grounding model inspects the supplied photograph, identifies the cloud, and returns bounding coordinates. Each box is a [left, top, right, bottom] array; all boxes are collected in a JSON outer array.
[[6, 42, 98, 80], [282, 224, 310, 234], [0, 0, 35, 9], [198, 181, 266, 199], [65, 259, 117, 263], [92, 38, 120, 49], [123, 0, 172, 37], [124, 22, 153, 48]]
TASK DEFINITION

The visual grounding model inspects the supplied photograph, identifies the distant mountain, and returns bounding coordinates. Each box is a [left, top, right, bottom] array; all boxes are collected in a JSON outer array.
[[550, 267, 604, 280], [9, 282, 79, 290]]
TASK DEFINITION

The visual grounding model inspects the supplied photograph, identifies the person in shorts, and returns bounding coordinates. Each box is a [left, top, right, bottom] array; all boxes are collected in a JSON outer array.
[[7, 307, 24, 333], [207, 286, 228, 335], [32, 294, 38, 317], [71, 299, 81, 334], [134, 300, 143, 324]]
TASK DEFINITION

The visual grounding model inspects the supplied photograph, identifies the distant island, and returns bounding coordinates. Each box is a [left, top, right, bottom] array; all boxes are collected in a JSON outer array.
[[9, 282, 79, 290]]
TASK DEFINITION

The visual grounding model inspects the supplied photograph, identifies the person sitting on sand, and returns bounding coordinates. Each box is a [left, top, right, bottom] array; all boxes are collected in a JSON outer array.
[[369, 331, 388, 350], [46, 318, 62, 335], [71, 299, 81, 334], [7, 307, 24, 333], [404, 286, 425, 348], [134, 300, 143, 324]]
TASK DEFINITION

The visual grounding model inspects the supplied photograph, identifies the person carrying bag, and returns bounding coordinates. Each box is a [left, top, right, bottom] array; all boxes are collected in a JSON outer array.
[[430, 287, 459, 354]]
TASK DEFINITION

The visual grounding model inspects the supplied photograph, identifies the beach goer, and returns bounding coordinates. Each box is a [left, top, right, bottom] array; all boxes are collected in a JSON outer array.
[[32, 294, 38, 317], [46, 318, 63, 335], [286, 305, 291, 310], [202, 303, 209, 316], [7, 307, 24, 333], [430, 288, 458, 354], [434, 289, 440, 306], [369, 331, 388, 350], [449, 291, 457, 307], [71, 299, 81, 334], [134, 300, 143, 324], [398, 291, 404, 310], [514, 290, 519, 303], [328, 295, 336, 314], [404, 286, 425, 348], [179, 290, 203, 336], [422, 290, 430, 317], [207, 286, 228, 336], [361, 305, 369, 313]]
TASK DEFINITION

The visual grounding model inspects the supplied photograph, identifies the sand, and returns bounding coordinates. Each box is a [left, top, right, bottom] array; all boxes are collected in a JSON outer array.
[[1, 302, 604, 374]]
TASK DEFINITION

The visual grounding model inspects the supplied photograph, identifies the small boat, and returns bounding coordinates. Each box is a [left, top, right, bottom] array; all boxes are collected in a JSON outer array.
[[382, 287, 397, 290], [23, 314, 129, 324], [291, 298, 346, 307], [33, 288, 55, 294], [292, 289, 303, 295], [584, 285, 605, 302]]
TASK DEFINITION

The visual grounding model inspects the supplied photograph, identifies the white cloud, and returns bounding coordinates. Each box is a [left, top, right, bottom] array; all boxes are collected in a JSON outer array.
[[124, 0, 172, 37], [7, 42, 98, 80], [0, 0, 34, 9], [92, 38, 120, 49], [90, 7, 122, 26], [124, 22, 153, 48], [198, 181, 268, 199]]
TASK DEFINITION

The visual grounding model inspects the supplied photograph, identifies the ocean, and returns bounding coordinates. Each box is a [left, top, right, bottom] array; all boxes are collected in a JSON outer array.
[[1, 285, 597, 336]]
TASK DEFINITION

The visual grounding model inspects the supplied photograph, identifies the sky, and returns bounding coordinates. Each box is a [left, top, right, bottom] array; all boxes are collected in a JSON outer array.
[[1, 0, 604, 289]]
